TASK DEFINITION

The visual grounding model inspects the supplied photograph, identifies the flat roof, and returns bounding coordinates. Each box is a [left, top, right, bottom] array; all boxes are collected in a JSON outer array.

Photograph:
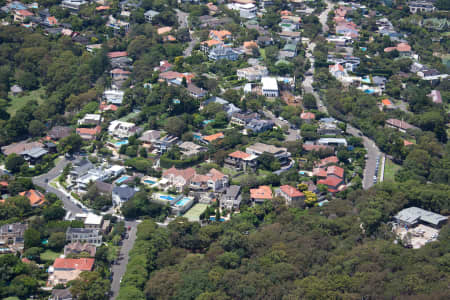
[[84, 213, 103, 225], [261, 77, 278, 90]]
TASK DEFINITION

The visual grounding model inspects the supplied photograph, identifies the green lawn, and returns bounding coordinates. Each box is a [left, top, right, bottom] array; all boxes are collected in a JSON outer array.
[[40, 249, 61, 262], [7, 87, 46, 115], [260, 48, 266, 60], [183, 203, 208, 222], [383, 159, 401, 182]]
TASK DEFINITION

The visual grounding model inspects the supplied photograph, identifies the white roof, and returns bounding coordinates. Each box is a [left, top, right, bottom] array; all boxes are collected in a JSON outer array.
[[84, 213, 103, 226], [84, 114, 101, 120], [108, 165, 125, 172], [261, 77, 278, 90]]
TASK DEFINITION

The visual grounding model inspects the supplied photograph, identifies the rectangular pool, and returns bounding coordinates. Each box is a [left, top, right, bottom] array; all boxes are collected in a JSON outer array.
[[159, 195, 175, 201], [144, 180, 156, 185], [175, 197, 190, 206], [115, 140, 128, 147], [116, 176, 129, 184]]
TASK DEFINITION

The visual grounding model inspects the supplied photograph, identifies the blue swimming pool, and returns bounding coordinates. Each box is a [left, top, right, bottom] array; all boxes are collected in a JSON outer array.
[[364, 89, 375, 94], [115, 140, 128, 147], [116, 176, 129, 184], [160, 195, 175, 201], [175, 197, 190, 206], [210, 216, 225, 222], [144, 180, 156, 185]]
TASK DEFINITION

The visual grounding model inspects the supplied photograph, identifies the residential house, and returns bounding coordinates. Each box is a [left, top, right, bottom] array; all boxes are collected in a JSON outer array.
[[326, 36, 353, 47], [112, 186, 137, 206], [190, 168, 228, 192], [10, 84, 23, 95], [317, 176, 344, 193], [154, 60, 173, 72], [69, 159, 94, 181], [301, 112, 315, 123], [64, 241, 96, 257], [0, 223, 27, 248], [303, 143, 334, 152], [316, 156, 339, 168], [230, 112, 259, 126], [84, 213, 103, 229], [261, 77, 279, 97], [317, 138, 347, 147], [187, 84, 207, 99], [394, 207, 447, 228], [144, 9, 159, 22], [178, 141, 207, 158], [106, 15, 130, 32], [2, 141, 44, 156], [385, 118, 418, 133], [209, 46, 240, 61], [237, 65, 268, 81], [48, 126, 73, 140], [61, 0, 87, 11], [257, 35, 274, 46], [384, 43, 412, 57], [201, 132, 224, 144], [20, 189, 46, 207], [49, 288, 73, 300], [76, 126, 101, 140], [279, 31, 301, 42], [417, 68, 447, 83], [200, 39, 224, 54], [279, 43, 297, 59], [224, 150, 258, 171], [14, 9, 34, 22], [20, 147, 48, 164], [162, 167, 196, 192], [246, 142, 291, 166], [277, 185, 304, 207], [78, 114, 102, 126], [246, 119, 274, 133], [108, 120, 141, 138], [250, 185, 273, 204], [138, 130, 162, 148], [66, 227, 102, 246], [372, 76, 387, 90], [159, 71, 194, 85], [317, 122, 342, 135], [408, 1, 435, 13], [220, 185, 242, 210], [198, 16, 232, 29], [209, 30, 232, 41], [227, 2, 257, 19], [47, 258, 95, 287], [380, 98, 395, 111], [152, 135, 179, 153], [329, 64, 347, 79], [110, 68, 131, 79], [95, 181, 113, 195], [103, 89, 124, 105], [202, 96, 241, 117]]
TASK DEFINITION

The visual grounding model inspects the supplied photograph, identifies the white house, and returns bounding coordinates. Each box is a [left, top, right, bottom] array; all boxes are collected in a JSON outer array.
[[78, 114, 102, 125], [103, 89, 124, 105], [237, 65, 269, 81], [108, 120, 139, 139], [261, 77, 279, 97], [227, 3, 257, 19]]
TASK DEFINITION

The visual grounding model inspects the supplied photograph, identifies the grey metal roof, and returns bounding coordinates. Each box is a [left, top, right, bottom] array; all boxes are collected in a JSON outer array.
[[394, 207, 447, 226], [66, 227, 100, 234], [112, 186, 136, 199], [20, 147, 48, 158], [225, 185, 240, 198]]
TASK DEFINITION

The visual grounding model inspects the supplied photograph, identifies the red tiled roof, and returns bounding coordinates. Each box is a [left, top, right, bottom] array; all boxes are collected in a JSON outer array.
[[110, 68, 131, 75], [381, 99, 392, 106], [228, 150, 251, 159], [17, 10, 34, 17], [396, 43, 411, 52], [76, 126, 101, 136], [96, 5, 110, 11], [0, 181, 9, 187], [403, 140, 413, 146], [329, 64, 344, 72], [53, 258, 95, 271], [313, 167, 327, 178], [47, 16, 58, 25], [318, 176, 343, 189], [280, 185, 304, 198], [100, 103, 118, 111], [203, 132, 224, 143], [250, 185, 272, 200], [386, 118, 415, 130], [163, 167, 196, 181], [108, 51, 127, 58], [209, 30, 232, 40], [20, 189, 45, 206], [303, 144, 333, 152], [157, 26, 172, 35], [327, 165, 344, 178], [301, 112, 315, 120], [318, 156, 339, 167]]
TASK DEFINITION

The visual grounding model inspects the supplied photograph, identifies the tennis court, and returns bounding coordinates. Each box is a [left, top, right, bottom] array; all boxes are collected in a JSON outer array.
[[183, 203, 208, 222]]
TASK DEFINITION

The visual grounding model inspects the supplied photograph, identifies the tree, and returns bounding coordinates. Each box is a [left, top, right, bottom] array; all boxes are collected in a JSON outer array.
[[48, 232, 66, 251], [58, 133, 83, 154], [28, 120, 46, 137], [43, 205, 66, 221], [5, 154, 25, 173], [164, 116, 186, 137], [70, 271, 110, 300], [304, 191, 317, 206], [24, 228, 41, 249]]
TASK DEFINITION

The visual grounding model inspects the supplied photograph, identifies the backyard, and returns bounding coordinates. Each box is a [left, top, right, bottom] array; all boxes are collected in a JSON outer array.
[[7, 87, 46, 115], [40, 249, 61, 262]]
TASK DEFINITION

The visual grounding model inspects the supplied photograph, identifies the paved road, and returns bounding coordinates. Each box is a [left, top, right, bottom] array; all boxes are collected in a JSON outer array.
[[347, 125, 381, 190], [110, 220, 138, 300], [319, 0, 333, 33], [33, 157, 84, 215], [263, 109, 301, 142], [175, 8, 198, 57]]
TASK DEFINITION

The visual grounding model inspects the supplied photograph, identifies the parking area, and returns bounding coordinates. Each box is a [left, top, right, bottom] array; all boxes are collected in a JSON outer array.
[[394, 224, 440, 249]]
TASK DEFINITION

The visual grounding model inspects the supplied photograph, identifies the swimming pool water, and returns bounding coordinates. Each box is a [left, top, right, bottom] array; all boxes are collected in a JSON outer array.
[[175, 197, 189, 206], [115, 140, 128, 147], [116, 176, 129, 183], [160, 195, 175, 201], [144, 180, 156, 184]]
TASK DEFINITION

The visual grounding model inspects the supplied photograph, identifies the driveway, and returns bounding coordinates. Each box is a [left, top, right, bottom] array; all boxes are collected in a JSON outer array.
[[32, 157, 84, 215], [263, 109, 301, 142], [347, 125, 382, 190], [110, 220, 138, 300]]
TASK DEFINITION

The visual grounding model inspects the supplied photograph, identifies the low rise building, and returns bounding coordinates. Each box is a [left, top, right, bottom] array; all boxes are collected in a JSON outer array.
[[408, 1, 435, 13], [246, 142, 291, 165], [108, 120, 141, 138], [66, 227, 102, 246], [250, 185, 273, 204], [0, 223, 27, 249], [64, 242, 96, 257], [261, 77, 279, 97], [277, 185, 304, 207], [78, 114, 102, 126], [237, 65, 269, 81], [20, 189, 46, 207], [178, 141, 207, 158], [190, 168, 228, 192], [162, 167, 196, 192], [385, 118, 418, 133], [112, 185, 137, 206], [224, 150, 258, 171], [394, 207, 447, 228], [84, 213, 103, 229], [220, 185, 242, 210], [209, 46, 240, 61], [317, 138, 347, 147], [48, 258, 94, 287]]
